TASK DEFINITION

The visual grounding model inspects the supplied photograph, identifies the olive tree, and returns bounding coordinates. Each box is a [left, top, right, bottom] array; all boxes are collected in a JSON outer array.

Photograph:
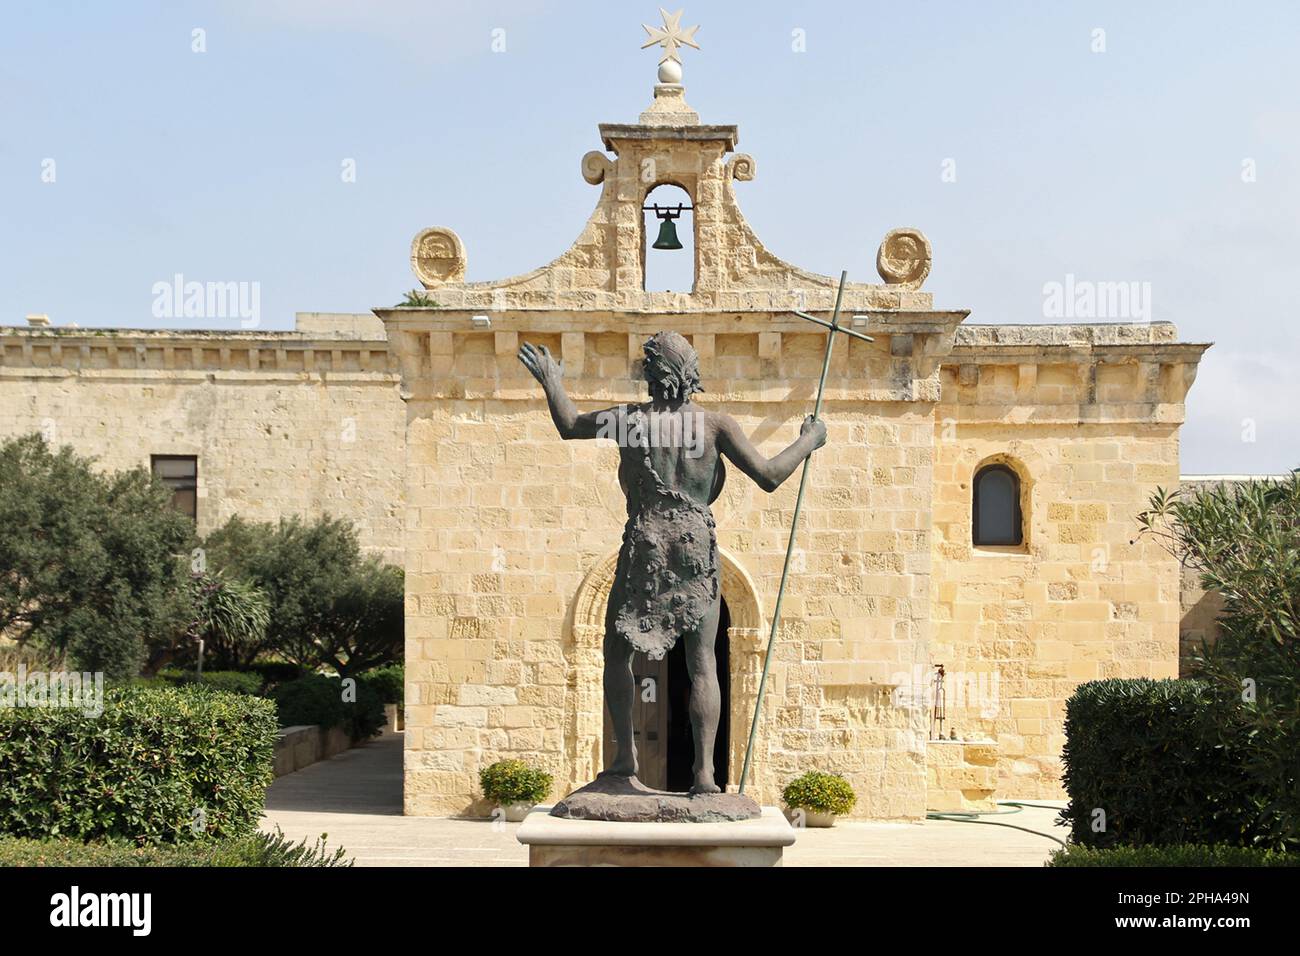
[[0, 434, 194, 679]]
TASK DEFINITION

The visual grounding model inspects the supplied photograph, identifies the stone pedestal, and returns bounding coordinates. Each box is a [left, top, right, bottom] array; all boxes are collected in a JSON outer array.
[[550, 774, 760, 822], [517, 806, 795, 867]]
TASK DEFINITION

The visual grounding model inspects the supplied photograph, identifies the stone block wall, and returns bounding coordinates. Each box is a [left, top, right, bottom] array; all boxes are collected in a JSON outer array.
[[0, 320, 404, 561], [394, 316, 950, 819], [930, 323, 1203, 799], [925, 739, 997, 811]]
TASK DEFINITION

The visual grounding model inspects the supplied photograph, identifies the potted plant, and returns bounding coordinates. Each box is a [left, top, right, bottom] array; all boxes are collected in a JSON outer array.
[[781, 770, 856, 827], [479, 759, 553, 822]]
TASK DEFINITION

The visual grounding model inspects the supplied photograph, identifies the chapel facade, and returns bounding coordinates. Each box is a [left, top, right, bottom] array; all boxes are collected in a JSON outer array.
[[382, 79, 1208, 817], [0, 77, 1209, 819]]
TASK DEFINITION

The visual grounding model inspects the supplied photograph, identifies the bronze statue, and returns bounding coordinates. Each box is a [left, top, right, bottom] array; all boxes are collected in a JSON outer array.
[[519, 332, 825, 802]]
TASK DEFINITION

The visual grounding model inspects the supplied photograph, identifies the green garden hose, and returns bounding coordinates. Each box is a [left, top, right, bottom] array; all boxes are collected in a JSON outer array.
[[925, 800, 1068, 848]]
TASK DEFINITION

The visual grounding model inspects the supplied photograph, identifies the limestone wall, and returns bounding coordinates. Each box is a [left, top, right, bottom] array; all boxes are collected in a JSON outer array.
[[0, 322, 404, 561], [394, 316, 952, 819], [925, 739, 997, 812], [930, 323, 1203, 798]]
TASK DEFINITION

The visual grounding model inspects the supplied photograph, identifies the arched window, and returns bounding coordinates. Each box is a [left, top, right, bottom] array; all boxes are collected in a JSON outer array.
[[972, 463, 1022, 546]]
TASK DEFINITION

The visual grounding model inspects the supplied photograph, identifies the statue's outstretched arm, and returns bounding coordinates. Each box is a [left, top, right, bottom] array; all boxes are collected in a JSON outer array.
[[518, 341, 618, 440], [716, 413, 826, 493]]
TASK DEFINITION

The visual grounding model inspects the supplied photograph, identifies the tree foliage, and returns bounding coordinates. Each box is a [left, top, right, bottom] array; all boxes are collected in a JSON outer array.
[[1136, 473, 1300, 850], [0, 434, 194, 679], [201, 514, 402, 676], [183, 573, 270, 671]]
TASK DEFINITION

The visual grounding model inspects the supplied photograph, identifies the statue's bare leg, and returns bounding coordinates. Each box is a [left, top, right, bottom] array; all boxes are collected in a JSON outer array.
[[684, 597, 722, 794], [602, 629, 638, 778]]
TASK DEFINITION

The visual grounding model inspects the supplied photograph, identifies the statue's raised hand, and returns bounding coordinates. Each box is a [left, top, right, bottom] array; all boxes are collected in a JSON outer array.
[[518, 341, 563, 390]]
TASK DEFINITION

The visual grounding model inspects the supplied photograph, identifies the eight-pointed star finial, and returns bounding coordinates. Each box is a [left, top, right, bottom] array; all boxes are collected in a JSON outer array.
[[641, 8, 701, 65]]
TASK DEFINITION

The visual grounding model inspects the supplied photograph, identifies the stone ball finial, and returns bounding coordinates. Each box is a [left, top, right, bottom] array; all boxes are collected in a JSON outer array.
[[657, 60, 683, 84], [876, 228, 932, 288], [410, 227, 466, 289]]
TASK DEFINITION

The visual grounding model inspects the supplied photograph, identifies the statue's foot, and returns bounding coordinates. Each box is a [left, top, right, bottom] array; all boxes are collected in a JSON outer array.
[[689, 777, 721, 795], [602, 754, 639, 778]]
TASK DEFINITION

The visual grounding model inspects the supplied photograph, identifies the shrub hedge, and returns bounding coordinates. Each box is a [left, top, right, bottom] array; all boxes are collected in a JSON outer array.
[[1049, 844, 1297, 867], [156, 668, 264, 697], [0, 828, 350, 867], [270, 674, 385, 741], [0, 684, 277, 844], [1060, 678, 1252, 848]]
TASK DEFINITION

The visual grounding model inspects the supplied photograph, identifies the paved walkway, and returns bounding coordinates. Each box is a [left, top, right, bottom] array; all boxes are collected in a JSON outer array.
[[262, 732, 1066, 867]]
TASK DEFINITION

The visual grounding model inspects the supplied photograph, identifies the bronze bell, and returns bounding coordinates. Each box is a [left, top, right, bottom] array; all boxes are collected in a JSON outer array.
[[652, 218, 683, 250]]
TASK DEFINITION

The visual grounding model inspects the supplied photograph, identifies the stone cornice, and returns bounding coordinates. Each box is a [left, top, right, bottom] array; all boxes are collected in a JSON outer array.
[[0, 326, 388, 345], [598, 123, 738, 150], [375, 307, 967, 336], [0, 326, 395, 378], [379, 284, 937, 315], [946, 342, 1211, 365], [954, 321, 1183, 347]]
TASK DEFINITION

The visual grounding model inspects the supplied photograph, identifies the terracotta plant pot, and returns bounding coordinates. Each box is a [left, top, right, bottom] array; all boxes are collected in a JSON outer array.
[[502, 801, 534, 822]]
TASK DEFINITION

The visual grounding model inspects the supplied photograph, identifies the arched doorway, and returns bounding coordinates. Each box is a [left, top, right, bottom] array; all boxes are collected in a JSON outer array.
[[566, 546, 763, 796], [601, 599, 731, 791]]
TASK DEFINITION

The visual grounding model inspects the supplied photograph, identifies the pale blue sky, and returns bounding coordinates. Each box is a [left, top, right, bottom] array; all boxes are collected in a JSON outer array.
[[3, 1, 1299, 473]]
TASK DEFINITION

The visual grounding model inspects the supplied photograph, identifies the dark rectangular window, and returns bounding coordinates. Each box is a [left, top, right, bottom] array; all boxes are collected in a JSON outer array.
[[151, 455, 198, 520]]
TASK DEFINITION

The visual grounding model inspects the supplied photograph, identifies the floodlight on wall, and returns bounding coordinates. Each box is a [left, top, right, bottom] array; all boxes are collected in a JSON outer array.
[[471, 315, 492, 329]]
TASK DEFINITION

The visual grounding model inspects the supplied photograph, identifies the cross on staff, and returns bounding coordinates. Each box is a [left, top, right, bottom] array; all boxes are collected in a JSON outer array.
[[738, 270, 874, 794]]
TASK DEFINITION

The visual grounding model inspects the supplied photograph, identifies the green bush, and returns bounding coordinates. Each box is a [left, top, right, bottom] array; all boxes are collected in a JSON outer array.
[[358, 663, 404, 705], [0, 434, 195, 679], [1049, 843, 1298, 867], [157, 668, 264, 697], [270, 675, 385, 741], [0, 828, 350, 867], [781, 770, 857, 816], [0, 684, 277, 844], [1060, 679, 1251, 848], [479, 759, 553, 805], [1137, 476, 1300, 850]]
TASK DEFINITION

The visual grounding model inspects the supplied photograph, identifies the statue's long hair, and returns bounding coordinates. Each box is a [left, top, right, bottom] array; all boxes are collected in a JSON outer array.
[[642, 331, 702, 402]]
